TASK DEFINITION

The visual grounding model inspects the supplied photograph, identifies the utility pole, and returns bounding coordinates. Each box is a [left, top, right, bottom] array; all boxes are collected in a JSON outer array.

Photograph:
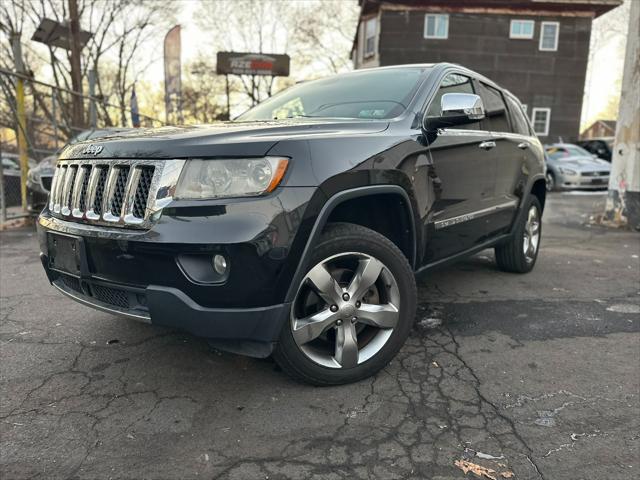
[[88, 69, 97, 128], [10, 33, 29, 214], [604, 0, 639, 230], [68, 0, 84, 129]]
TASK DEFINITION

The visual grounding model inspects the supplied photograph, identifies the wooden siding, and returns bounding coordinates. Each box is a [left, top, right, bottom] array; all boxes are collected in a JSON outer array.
[[377, 10, 592, 141]]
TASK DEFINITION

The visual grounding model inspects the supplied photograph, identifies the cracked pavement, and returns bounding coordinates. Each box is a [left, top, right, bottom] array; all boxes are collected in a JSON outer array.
[[1, 192, 639, 479]]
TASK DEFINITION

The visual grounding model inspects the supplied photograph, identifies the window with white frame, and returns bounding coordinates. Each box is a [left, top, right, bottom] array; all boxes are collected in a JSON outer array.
[[424, 14, 449, 39], [539, 22, 559, 51], [363, 17, 377, 58], [531, 108, 551, 136], [510, 20, 534, 39]]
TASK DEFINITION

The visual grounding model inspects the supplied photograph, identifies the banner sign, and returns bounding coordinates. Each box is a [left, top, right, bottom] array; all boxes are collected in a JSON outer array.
[[130, 85, 140, 128], [164, 25, 182, 120], [216, 52, 290, 77]]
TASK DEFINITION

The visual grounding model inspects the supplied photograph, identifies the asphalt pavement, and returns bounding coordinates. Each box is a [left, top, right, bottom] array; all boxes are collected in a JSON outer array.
[[1, 191, 638, 480]]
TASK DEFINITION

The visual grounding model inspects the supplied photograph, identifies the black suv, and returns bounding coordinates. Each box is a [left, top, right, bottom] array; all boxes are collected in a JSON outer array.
[[37, 64, 545, 385]]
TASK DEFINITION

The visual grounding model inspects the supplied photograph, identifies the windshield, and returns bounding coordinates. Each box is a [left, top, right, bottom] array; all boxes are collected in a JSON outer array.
[[237, 67, 429, 121], [546, 145, 593, 160]]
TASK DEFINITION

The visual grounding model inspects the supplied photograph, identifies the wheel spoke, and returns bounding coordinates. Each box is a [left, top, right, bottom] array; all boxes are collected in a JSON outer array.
[[356, 303, 399, 329], [530, 221, 540, 236], [347, 257, 384, 301], [292, 308, 340, 345], [527, 235, 537, 256], [335, 321, 358, 368], [306, 263, 343, 305]]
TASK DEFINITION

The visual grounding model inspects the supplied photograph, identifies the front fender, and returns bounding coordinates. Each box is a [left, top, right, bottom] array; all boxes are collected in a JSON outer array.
[[282, 176, 418, 304]]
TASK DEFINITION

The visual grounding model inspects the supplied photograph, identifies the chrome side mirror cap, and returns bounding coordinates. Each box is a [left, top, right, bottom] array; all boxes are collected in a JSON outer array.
[[423, 93, 486, 131]]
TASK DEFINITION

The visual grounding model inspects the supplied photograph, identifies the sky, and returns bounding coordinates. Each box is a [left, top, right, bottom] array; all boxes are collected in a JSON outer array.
[[142, 0, 629, 129], [580, 0, 629, 129]]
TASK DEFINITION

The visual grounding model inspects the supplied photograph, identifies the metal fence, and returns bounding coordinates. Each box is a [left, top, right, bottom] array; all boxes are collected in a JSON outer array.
[[0, 68, 165, 224]]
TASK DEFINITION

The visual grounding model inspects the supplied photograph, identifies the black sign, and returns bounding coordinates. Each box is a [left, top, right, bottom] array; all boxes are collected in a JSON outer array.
[[216, 52, 290, 77]]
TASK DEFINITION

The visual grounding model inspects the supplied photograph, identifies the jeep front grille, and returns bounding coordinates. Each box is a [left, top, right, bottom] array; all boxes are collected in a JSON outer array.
[[49, 159, 185, 229]]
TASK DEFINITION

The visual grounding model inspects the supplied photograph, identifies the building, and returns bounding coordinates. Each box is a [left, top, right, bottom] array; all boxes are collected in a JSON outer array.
[[580, 119, 616, 139], [352, 0, 621, 142]]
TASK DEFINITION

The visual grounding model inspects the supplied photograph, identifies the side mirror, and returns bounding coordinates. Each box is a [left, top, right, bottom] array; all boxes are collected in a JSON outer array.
[[423, 93, 485, 131]]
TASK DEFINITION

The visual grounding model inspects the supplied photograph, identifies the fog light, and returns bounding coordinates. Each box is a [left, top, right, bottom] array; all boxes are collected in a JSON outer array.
[[213, 254, 228, 275]]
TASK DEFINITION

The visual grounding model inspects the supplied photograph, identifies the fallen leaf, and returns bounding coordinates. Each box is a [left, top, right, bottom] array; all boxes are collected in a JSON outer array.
[[501, 472, 514, 478], [455, 459, 497, 480]]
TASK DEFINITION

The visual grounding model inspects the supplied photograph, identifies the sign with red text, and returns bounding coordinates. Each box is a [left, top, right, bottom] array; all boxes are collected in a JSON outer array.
[[216, 52, 290, 77]]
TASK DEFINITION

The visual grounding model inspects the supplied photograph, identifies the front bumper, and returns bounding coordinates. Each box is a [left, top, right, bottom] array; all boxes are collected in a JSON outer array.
[[37, 187, 318, 356], [557, 173, 609, 190], [43, 260, 289, 357]]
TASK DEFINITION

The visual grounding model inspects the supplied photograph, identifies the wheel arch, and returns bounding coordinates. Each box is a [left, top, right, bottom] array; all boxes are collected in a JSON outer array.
[[531, 176, 547, 212], [284, 185, 417, 303], [508, 174, 547, 238]]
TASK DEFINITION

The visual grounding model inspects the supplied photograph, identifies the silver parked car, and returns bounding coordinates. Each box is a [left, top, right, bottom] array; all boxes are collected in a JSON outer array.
[[544, 143, 611, 191]]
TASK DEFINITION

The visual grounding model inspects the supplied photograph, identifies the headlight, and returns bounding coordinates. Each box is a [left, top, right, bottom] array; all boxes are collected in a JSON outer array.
[[175, 157, 289, 200], [558, 167, 577, 175], [27, 169, 38, 184]]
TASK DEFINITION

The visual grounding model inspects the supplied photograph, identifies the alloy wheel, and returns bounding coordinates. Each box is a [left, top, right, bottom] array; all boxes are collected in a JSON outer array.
[[523, 205, 540, 264], [546, 172, 555, 192], [290, 252, 400, 369]]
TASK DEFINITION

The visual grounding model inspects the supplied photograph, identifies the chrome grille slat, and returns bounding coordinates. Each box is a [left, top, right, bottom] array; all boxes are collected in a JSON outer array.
[[71, 166, 91, 217], [122, 168, 142, 224], [77, 166, 92, 213], [49, 167, 61, 211], [64, 165, 78, 214], [85, 166, 104, 220], [54, 166, 68, 213], [47, 159, 185, 229], [102, 166, 123, 222]]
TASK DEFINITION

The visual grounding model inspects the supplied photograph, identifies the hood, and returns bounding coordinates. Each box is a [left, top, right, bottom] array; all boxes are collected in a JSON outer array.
[[549, 156, 611, 172], [59, 119, 389, 160]]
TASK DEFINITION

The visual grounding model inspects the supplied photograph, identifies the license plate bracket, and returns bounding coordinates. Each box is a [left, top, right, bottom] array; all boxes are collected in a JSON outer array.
[[48, 233, 89, 277]]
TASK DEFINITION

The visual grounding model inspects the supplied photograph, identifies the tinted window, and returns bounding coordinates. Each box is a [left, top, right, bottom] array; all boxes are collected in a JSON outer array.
[[477, 82, 511, 133], [238, 67, 428, 121], [505, 95, 530, 136], [426, 73, 481, 130]]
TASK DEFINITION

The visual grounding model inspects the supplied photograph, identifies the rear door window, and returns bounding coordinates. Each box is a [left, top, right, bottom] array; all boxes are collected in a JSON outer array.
[[477, 82, 511, 133], [505, 95, 530, 136]]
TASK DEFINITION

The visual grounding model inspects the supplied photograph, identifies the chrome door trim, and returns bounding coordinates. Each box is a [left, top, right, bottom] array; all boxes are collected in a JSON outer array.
[[434, 200, 518, 230]]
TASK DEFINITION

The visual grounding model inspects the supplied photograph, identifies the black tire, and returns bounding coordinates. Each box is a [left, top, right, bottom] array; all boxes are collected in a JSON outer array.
[[274, 223, 417, 386], [495, 196, 542, 273], [546, 171, 556, 192]]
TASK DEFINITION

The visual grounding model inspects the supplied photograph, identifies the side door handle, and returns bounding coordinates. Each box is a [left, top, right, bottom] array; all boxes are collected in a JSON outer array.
[[479, 141, 496, 150], [518, 142, 529, 150]]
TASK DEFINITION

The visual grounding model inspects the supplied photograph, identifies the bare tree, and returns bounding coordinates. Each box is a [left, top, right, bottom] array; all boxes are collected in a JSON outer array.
[[581, 0, 630, 129], [182, 57, 240, 124], [195, 0, 359, 107], [1, 0, 176, 138]]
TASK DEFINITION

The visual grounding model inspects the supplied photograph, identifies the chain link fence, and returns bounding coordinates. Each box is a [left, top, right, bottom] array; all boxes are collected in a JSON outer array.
[[0, 68, 164, 224]]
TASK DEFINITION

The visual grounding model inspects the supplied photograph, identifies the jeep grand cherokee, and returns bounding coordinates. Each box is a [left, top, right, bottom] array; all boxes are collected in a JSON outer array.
[[37, 64, 546, 385]]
